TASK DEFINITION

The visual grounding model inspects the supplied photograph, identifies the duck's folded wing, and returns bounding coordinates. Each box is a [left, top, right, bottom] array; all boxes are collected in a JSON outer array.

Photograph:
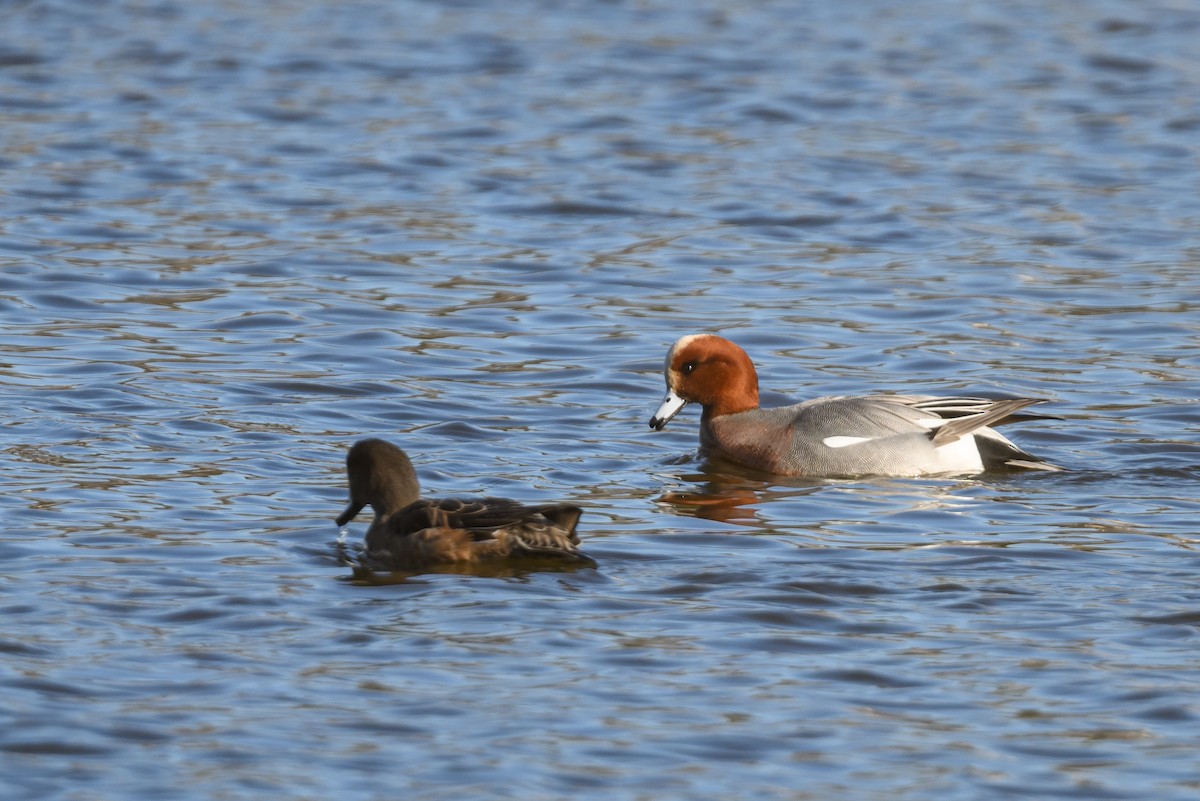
[[921, 398, 1046, 445], [884, 395, 1055, 423], [792, 395, 1054, 445], [792, 396, 948, 439], [396, 498, 583, 544], [890, 396, 1062, 469]]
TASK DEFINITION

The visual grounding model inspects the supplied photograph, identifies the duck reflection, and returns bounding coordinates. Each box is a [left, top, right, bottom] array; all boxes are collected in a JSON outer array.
[[654, 453, 1002, 533], [655, 458, 829, 526]]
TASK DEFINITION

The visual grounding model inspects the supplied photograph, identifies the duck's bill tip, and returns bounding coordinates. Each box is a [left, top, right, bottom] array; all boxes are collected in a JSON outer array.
[[649, 391, 687, 431], [336, 501, 364, 527]]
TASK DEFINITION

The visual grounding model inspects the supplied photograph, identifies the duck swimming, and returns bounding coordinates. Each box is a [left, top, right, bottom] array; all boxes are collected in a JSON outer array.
[[336, 438, 592, 569], [649, 334, 1060, 477]]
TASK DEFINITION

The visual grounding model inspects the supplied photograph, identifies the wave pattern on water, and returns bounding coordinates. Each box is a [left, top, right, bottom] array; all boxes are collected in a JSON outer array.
[[2, 1, 1200, 799]]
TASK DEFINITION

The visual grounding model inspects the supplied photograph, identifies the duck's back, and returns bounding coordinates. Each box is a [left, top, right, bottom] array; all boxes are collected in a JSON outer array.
[[366, 497, 588, 568]]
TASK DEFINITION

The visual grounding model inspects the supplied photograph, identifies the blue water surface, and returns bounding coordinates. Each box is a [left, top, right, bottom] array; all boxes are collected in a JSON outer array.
[[2, 1, 1199, 799]]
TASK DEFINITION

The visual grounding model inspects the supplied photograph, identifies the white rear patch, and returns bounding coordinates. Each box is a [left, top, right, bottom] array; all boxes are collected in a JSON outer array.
[[930, 435, 984, 473]]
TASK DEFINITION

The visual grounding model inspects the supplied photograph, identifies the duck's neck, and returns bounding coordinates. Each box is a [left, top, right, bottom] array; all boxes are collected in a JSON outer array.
[[704, 375, 759, 419], [371, 480, 420, 520]]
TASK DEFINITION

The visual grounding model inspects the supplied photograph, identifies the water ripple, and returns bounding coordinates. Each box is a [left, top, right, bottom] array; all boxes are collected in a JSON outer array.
[[2, 0, 1200, 799]]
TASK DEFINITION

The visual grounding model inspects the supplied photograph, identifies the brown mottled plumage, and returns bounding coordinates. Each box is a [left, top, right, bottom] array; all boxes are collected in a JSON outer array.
[[335, 438, 592, 570]]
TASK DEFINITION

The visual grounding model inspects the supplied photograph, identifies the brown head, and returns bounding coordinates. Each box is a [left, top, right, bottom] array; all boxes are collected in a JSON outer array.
[[648, 334, 760, 430], [335, 438, 422, 527]]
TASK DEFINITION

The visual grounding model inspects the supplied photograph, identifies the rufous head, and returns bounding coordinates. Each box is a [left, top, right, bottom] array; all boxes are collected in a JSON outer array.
[[648, 334, 760, 430]]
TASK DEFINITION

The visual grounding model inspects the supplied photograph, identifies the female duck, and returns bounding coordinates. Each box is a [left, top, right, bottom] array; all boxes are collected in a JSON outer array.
[[649, 334, 1060, 477], [336, 438, 592, 569]]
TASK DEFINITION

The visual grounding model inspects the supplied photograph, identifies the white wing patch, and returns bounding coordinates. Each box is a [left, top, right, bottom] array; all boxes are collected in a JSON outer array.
[[823, 436, 875, 449]]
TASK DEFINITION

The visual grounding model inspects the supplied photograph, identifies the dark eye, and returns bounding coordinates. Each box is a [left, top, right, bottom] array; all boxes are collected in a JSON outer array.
[[682, 361, 697, 375]]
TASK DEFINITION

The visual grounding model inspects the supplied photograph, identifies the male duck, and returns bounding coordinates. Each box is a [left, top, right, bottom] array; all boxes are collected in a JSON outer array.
[[649, 334, 1060, 477], [336, 438, 592, 569]]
